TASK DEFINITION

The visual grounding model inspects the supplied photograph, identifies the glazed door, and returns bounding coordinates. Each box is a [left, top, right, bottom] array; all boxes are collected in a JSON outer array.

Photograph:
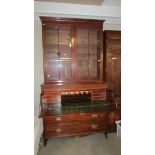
[[76, 28, 102, 80], [104, 31, 121, 103], [44, 27, 73, 81]]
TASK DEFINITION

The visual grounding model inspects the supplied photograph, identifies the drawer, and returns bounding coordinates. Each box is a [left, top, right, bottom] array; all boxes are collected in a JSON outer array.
[[42, 95, 61, 103], [43, 112, 107, 124], [44, 121, 107, 138], [91, 91, 106, 101], [42, 91, 61, 103]]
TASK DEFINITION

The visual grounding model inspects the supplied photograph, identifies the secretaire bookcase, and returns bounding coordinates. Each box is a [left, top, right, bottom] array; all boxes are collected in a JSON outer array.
[[40, 17, 115, 145]]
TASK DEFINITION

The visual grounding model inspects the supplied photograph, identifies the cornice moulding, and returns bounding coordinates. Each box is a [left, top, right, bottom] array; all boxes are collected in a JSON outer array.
[[34, 13, 120, 25]]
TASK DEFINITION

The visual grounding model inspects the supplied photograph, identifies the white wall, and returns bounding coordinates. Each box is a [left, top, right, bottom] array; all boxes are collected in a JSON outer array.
[[34, 19, 43, 119], [104, 23, 121, 30], [34, 1, 121, 25], [34, 1, 120, 19], [34, 18, 44, 155]]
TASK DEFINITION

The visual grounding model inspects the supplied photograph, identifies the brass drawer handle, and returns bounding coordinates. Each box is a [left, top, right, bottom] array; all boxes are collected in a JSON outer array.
[[56, 128, 62, 133], [56, 116, 62, 121], [91, 124, 98, 129], [91, 114, 98, 118]]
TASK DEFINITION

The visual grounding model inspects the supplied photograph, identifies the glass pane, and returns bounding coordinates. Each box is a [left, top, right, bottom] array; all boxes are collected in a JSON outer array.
[[77, 29, 89, 54], [45, 28, 59, 80], [59, 60, 72, 80], [45, 28, 58, 54], [89, 55, 97, 78], [77, 29, 88, 79], [77, 29, 100, 79], [45, 60, 59, 80], [59, 28, 72, 80], [96, 30, 101, 78], [89, 30, 98, 53], [77, 55, 89, 78]]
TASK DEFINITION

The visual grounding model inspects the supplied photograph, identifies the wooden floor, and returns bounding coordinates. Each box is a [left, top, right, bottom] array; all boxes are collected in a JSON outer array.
[[38, 133, 121, 155]]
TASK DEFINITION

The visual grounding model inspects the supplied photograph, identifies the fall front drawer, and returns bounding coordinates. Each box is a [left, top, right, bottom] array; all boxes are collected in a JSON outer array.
[[43, 112, 107, 124], [44, 121, 107, 138]]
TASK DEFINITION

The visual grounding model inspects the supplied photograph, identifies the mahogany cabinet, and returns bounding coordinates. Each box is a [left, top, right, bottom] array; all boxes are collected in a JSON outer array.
[[103, 30, 121, 105], [40, 17, 114, 145], [103, 30, 121, 132]]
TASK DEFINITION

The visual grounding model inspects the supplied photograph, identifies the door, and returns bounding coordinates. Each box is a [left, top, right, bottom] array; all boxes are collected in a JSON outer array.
[[76, 28, 102, 80], [44, 27, 73, 81]]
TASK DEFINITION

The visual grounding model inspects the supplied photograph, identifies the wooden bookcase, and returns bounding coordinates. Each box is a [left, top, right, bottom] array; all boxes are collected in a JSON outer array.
[[40, 17, 115, 145]]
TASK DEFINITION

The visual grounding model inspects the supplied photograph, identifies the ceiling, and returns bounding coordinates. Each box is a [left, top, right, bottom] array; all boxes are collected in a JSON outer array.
[[35, 0, 121, 6]]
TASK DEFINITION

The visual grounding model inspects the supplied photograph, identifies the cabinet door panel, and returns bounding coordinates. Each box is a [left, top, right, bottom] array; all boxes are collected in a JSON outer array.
[[104, 31, 121, 104], [89, 55, 97, 78], [77, 55, 89, 78], [77, 28, 101, 79], [44, 27, 72, 81], [59, 60, 72, 80], [45, 60, 59, 80], [107, 53, 121, 96]]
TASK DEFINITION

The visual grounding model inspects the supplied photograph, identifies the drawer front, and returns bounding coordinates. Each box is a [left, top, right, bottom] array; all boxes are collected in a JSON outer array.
[[42, 91, 61, 103], [43, 112, 107, 124], [44, 121, 107, 138], [91, 89, 107, 101], [42, 95, 61, 103]]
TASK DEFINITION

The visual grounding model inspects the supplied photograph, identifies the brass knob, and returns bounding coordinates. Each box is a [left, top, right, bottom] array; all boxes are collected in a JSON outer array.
[[91, 114, 98, 118], [91, 124, 97, 129], [56, 116, 62, 121], [56, 128, 62, 133]]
